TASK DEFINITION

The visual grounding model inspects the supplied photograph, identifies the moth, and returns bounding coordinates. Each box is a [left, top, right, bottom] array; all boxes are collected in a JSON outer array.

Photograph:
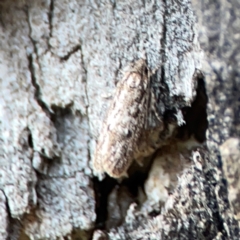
[[93, 59, 164, 178]]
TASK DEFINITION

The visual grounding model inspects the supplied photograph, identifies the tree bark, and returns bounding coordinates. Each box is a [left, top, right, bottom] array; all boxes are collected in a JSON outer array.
[[0, 0, 239, 239]]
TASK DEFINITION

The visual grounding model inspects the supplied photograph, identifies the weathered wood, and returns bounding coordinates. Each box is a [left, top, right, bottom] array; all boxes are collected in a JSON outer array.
[[0, 0, 239, 239]]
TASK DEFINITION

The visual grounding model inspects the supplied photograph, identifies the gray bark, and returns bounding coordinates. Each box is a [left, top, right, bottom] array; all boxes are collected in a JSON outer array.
[[0, 0, 239, 239]]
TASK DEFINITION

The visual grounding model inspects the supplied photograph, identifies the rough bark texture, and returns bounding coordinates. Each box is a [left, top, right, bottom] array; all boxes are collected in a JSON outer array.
[[0, 0, 239, 239]]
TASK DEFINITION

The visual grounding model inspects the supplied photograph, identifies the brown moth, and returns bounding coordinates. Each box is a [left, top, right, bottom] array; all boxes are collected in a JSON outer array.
[[93, 59, 163, 178]]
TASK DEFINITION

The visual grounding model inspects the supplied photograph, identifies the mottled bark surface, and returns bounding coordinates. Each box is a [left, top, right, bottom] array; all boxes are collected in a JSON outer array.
[[0, 0, 239, 239], [193, 0, 240, 226]]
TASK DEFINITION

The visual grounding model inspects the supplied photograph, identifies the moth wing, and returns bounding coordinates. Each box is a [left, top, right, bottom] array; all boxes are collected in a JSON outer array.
[[93, 68, 150, 178]]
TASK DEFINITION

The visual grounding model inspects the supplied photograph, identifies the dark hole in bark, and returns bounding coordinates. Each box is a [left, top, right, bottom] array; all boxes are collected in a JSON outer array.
[[93, 176, 117, 230], [92, 158, 153, 231], [176, 73, 208, 143]]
